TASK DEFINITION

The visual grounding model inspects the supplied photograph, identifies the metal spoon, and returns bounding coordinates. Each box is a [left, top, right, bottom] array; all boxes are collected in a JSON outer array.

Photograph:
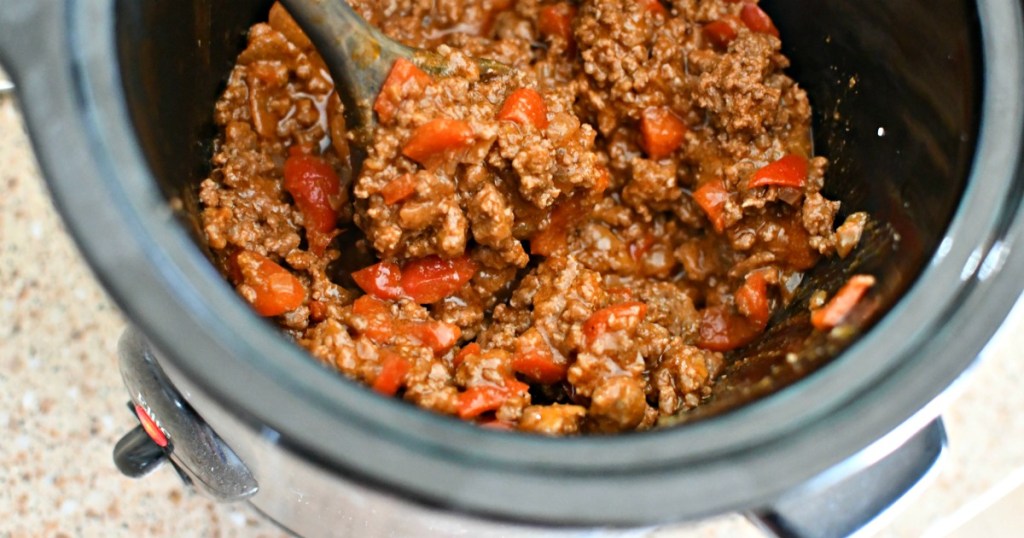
[[278, 0, 508, 146]]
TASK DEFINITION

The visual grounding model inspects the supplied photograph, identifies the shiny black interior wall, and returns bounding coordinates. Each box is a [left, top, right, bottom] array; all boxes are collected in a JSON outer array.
[[687, 0, 982, 414], [767, 0, 980, 269], [115, 0, 275, 223]]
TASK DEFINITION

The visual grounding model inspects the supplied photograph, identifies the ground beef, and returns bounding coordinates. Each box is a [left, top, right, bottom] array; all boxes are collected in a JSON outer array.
[[199, 0, 868, 435]]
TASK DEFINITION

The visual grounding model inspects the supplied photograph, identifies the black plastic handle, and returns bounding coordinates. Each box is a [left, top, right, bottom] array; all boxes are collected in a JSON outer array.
[[113, 425, 167, 478]]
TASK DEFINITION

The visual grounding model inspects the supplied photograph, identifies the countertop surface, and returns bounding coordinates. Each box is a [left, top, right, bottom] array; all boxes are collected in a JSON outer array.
[[2, 91, 1024, 537]]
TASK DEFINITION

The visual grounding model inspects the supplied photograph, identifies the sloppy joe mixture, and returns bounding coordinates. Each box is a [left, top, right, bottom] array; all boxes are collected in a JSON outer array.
[[199, 0, 869, 434]]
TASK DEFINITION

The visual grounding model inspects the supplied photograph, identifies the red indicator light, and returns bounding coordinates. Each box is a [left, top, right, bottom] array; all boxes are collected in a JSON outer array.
[[134, 404, 169, 448]]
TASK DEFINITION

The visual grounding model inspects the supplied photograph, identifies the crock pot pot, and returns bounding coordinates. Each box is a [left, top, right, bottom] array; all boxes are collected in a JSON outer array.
[[2, 0, 1023, 536]]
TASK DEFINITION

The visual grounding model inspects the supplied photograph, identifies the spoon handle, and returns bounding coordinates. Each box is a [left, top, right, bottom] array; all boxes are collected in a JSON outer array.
[[279, 0, 415, 142]]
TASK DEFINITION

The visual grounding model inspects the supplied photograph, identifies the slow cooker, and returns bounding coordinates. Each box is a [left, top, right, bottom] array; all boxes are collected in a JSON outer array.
[[1, 0, 1023, 536]]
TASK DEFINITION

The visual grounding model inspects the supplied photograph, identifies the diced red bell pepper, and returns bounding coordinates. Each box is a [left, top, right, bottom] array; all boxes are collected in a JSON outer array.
[[402, 118, 475, 168], [236, 251, 305, 317], [693, 179, 730, 233], [401, 255, 477, 304], [457, 378, 528, 420], [351, 261, 404, 300], [697, 305, 762, 351], [381, 174, 419, 205], [639, 107, 688, 159], [811, 274, 876, 330], [703, 18, 739, 49], [497, 88, 549, 129], [372, 351, 410, 396], [530, 196, 586, 256], [283, 152, 341, 255], [735, 271, 770, 329], [538, 3, 577, 50], [740, 3, 779, 37], [454, 343, 481, 368], [351, 295, 394, 342], [512, 332, 566, 384], [458, 386, 506, 419], [583, 302, 648, 346], [374, 58, 433, 124], [748, 154, 808, 189]]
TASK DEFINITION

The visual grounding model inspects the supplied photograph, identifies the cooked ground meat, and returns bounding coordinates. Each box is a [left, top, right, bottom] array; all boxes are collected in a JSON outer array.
[[199, 0, 867, 434]]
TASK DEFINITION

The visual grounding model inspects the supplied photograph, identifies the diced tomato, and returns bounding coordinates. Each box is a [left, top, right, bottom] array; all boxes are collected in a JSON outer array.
[[351, 295, 394, 342], [693, 179, 730, 233], [372, 351, 410, 396], [697, 305, 762, 351], [283, 153, 341, 255], [381, 174, 419, 205], [236, 251, 305, 317], [811, 274, 876, 331], [351, 261, 404, 300], [740, 3, 779, 37], [402, 118, 475, 169], [703, 18, 739, 49], [639, 0, 669, 17], [748, 154, 808, 189], [374, 58, 432, 124], [351, 294, 388, 316], [512, 331, 566, 384], [538, 3, 577, 50], [583, 302, 648, 346], [454, 343, 481, 368], [530, 196, 586, 256], [457, 381, 528, 420], [497, 88, 549, 129], [402, 320, 462, 354], [400, 255, 477, 304], [639, 107, 688, 159], [735, 271, 770, 329], [512, 352, 566, 385]]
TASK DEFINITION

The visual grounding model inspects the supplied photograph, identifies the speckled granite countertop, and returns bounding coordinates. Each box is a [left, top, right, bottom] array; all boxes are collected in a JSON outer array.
[[2, 91, 1023, 537]]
